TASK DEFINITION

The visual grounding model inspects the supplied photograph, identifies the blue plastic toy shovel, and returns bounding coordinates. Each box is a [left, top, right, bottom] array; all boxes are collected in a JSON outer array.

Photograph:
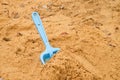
[[32, 12, 60, 64]]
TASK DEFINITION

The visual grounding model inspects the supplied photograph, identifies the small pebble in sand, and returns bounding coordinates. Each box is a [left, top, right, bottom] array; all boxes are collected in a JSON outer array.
[[115, 27, 119, 30], [95, 26, 100, 29], [17, 48, 22, 52], [60, 32, 69, 36], [17, 32, 23, 36], [42, 5, 48, 9], [59, 5, 64, 9], [13, 12, 20, 19], [108, 33, 111, 36], [1, 2, 8, 5], [3, 37, 11, 42], [108, 44, 116, 47]]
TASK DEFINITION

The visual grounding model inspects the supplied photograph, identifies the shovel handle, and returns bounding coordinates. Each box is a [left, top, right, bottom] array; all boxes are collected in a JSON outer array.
[[32, 12, 49, 47]]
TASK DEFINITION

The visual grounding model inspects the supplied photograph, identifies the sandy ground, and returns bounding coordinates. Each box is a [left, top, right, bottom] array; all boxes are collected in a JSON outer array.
[[0, 0, 120, 80]]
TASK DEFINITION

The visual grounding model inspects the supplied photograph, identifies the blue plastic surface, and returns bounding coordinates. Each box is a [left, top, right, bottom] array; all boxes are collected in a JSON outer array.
[[32, 12, 60, 64]]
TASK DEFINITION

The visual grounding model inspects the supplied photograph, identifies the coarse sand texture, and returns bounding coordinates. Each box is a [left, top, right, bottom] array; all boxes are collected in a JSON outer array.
[[0, 0, 120, 80]]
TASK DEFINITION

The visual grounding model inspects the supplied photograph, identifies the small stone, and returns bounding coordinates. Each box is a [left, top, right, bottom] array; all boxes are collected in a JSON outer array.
[[59, 5, 64, 9], [60, 32, 68, 35], [108, 33, 111, 36], [16, 48, 22, 55], [95, 26, 100, 29], [108, 44, 116, 47], [17, 32, 23, 36], [42, 5, 48, 9], [115, 27, 119, 30], [1, 2, 8, 5], [3, 37, 11, 41], [17, 48, 21, 52], [13, 12, 20, 19]]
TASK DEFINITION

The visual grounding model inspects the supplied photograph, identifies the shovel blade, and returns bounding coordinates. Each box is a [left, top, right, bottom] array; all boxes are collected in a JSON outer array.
[[40, 52, 51, 64], [53, 48, 60, 54], [40, 48, 60, 64]]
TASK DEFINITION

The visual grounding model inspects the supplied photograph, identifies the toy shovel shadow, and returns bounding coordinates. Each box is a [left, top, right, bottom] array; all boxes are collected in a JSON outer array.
[[32, 12, 60, 64]]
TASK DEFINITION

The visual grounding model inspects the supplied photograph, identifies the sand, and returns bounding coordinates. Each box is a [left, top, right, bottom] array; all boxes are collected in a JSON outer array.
[[0, 0, 120, 80]]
